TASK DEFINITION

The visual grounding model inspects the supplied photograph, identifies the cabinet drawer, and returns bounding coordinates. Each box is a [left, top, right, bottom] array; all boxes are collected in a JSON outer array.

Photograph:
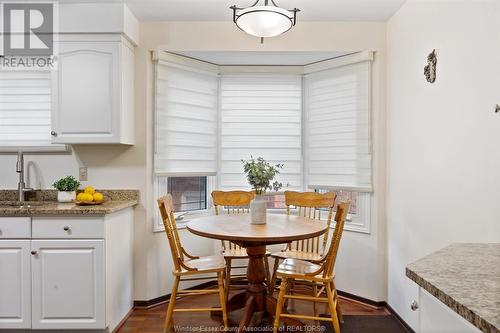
[[32, 217, 104, 239], [0, 217, 31, 238]]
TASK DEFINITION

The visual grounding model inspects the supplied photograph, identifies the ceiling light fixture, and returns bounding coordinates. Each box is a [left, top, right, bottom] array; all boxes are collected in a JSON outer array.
[[230, 0, 300, 43]]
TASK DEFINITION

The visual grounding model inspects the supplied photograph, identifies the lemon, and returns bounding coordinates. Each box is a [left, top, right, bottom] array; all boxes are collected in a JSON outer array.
[[81, 193, 94, 202], [76, 193, 86, 202], [93, 192, 104, 202], [84, 186, 95, 195]]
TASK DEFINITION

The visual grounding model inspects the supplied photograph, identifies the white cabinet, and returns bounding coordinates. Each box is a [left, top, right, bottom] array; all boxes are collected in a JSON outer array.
[[0, 208, 134, 332], [31, 240, 105, 330], [0, 240, 31, 329], [418, 287, 482, 333], [52, 35, 135, 144]]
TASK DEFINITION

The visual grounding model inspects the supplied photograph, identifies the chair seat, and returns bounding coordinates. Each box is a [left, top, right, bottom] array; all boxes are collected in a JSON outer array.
[[179, 255, 225, 274], [271, 249, 324, 261], [223, 248, 271, 258], [277, 258, 323, 277]]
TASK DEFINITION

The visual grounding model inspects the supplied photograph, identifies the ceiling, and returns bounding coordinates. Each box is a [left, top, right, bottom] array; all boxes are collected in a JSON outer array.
[[59, 0, 406, 21], [172, 51, 354, 66]]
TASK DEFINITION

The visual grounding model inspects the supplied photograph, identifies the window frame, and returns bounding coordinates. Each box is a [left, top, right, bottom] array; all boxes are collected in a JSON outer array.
[[153, 175, 215, 232]]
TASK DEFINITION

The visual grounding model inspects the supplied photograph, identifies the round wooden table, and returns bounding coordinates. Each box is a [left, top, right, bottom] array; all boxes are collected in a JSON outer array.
[[187, 213, 328, 331]]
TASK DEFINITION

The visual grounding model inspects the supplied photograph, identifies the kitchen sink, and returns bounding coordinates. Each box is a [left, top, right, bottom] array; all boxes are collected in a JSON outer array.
[[0, 201, 52, 209]]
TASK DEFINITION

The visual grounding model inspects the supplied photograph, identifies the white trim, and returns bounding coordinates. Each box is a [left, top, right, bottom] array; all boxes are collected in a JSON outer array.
[[307, 185, 373, 193], [340, 192, 371, 234], [219, 65, 303, 75], [154, 172, 217, 177], [0, 145, 70, 154], [156, 60, 219, 77], [153, 51, 219, 74], [303, 51, 373, 74]]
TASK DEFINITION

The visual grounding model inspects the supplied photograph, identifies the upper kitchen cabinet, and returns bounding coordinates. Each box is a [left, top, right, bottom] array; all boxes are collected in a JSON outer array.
[[51, 3, 139, 145], [51, 35, 135, 144]]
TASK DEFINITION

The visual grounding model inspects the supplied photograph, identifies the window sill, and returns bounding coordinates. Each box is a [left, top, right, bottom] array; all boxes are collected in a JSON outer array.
[[153, 209, 213, 232]]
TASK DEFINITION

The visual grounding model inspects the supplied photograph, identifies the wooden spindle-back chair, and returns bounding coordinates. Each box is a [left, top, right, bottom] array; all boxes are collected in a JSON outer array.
[[157, 194, 228, 332], [269, 191, 336, 291], [212, 190, 271, 299], [273, 202, 350, 333]]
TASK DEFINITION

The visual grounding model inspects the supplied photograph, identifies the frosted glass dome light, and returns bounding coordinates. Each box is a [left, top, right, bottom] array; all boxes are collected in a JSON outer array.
[[230, 1, 299, 39]]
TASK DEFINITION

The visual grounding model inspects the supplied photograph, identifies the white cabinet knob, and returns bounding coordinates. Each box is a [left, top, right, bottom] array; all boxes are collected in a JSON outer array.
[[411, 300, 419, 311]]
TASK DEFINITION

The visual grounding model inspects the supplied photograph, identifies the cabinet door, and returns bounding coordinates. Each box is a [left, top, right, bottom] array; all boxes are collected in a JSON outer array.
[[419, 288, 481, 333], [52, 41, 120, 143], [0, 240, 31, 329], [31, 240, 105, 329]]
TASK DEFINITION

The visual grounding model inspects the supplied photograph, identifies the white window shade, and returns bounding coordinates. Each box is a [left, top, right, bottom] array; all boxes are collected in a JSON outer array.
[[0, 71, 54, 148], [154, 62, 219, 176], [305, 61, 372, 192], [219, 75, 302, 191]]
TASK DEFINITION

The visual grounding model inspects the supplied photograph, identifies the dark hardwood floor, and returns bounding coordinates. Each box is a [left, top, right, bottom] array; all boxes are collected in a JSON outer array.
[[118, 287, 390, 333]]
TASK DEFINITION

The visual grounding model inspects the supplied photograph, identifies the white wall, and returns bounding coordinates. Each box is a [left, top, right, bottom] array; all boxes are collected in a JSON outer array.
[[138, 21, 388, 302], [386, 0, 500, 329]]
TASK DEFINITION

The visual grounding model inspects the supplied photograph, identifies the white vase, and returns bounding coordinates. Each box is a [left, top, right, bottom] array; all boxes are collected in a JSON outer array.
[[57, 191, 76, 203], [250, 195, 267, 225]]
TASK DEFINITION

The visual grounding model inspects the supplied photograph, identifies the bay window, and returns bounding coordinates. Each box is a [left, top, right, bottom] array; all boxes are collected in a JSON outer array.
[[153, 51, 373, 233]]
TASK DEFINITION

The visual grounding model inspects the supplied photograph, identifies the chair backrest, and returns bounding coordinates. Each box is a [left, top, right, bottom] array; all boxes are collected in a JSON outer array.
[[284, 191, 336, 255], [323, 202, 349, 278], [212, 190, 255, 251], [212, 190, 255, 215], [157, 194, 184, 272]]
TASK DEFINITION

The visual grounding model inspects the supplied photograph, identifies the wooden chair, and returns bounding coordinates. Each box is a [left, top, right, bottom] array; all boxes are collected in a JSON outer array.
[[212, 190, 271, 300], [157, 194, 228, 332], [269, 191, 336, 292], [273, 202, 349, 333]]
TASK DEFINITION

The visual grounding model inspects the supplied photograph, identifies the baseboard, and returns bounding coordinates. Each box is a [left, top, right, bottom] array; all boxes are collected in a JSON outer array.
[[336, 289, 386, 308], [111, 307, 134, 333], [133, 281, 217, 308], [385, 303, 416, 333]]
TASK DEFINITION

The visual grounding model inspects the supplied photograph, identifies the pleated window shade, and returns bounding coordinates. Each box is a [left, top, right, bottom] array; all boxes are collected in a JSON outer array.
[[305, 61, 372, 192], [219, 75, 303, 191], [0, 71, 53, 148], [154, 62, 219, 176]]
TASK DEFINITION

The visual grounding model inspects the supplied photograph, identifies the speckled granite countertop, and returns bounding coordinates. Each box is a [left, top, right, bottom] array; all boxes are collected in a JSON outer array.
[[0, 190, 139, 216], [406, 243, 500, 333]]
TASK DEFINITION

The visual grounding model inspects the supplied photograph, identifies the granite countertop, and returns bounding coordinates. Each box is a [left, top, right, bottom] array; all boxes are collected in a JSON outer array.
[[406, 243, 500, 333], [0, 189, 139, 216]]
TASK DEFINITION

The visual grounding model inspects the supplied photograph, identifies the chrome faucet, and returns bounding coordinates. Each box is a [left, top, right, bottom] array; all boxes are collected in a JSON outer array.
[[16, 151, 33, 202]]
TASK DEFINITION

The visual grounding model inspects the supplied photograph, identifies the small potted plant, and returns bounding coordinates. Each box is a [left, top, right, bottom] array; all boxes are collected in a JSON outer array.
[[52, 176, 81, 203], [242, 156, 283, 224]]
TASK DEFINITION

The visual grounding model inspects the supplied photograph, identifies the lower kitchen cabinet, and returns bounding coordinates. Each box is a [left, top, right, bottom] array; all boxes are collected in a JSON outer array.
[[0, 240, 31, 329], [31, 240, 105, 330], [0, 208, 133, 332], [418, 288, 481, 333]]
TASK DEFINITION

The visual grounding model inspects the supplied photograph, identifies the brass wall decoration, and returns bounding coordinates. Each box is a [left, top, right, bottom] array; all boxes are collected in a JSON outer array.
[[424, 49, 437, 83]]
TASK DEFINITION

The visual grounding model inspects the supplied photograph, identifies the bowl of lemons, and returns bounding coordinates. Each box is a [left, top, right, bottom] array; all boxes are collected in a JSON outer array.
[[74, 186, 106, 205]]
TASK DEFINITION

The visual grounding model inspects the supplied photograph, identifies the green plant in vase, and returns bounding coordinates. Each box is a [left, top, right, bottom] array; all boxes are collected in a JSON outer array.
[[52, 176, 81, 203], [241, 156, 283, 224]]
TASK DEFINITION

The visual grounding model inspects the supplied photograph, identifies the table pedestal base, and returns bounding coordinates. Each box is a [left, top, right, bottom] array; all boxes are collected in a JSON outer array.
[[212, 245, 305, 332]]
